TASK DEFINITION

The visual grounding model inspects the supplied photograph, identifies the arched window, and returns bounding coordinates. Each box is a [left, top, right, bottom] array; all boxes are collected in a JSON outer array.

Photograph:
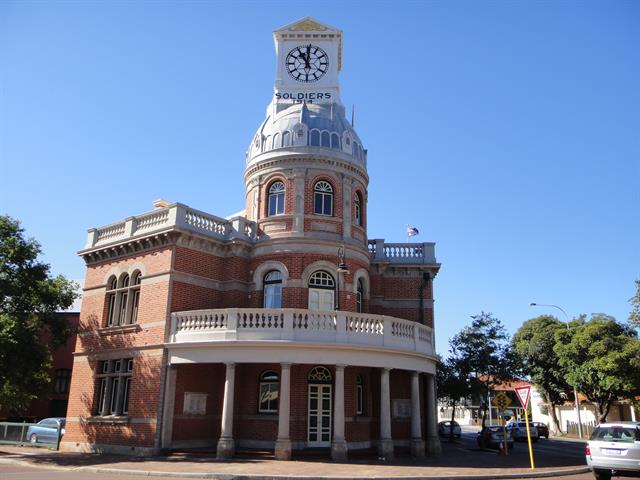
[[117, 274, 130, 325], [263, 270, 282, 308], [129, 271, 142, 324], [313, 181, 333, 216], [308, 366, 332, 383], [282, 130, 291, 147], [356, 278, 364, 313], [259, 370, 279, 413], [321, 131, 330, 147], [356, 375, 364, 415], [105, 271, 142, 327], [354, 192, 362, 226], [272, 133, 280, 149], [331, 133, 340, 149], [106, 277, 117, 326], [268, 181, 285, 216], [308, 270, 335, 311], [310, 129, 320, 146]]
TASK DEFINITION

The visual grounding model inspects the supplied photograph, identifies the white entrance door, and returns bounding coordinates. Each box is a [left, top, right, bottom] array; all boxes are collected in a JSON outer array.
[[308, 288, 334, 311], [308, 384, 332, 446]]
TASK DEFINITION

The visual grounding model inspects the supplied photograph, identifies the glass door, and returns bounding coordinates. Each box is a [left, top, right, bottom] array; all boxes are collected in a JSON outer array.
[[307, 384, 332, 446]]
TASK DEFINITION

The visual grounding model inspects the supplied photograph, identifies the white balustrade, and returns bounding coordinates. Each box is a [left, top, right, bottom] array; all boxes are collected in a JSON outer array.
[[85, 203, 257, 249], [170, 308, 434, 356], [367, 239, 436, 264]]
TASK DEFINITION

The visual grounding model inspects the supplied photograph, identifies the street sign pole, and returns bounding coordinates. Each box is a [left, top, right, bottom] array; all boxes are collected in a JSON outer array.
[[515, 385, 535, 470]]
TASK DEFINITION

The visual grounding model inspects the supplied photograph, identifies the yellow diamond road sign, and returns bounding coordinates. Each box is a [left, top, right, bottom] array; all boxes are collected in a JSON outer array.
[[492, 391, 512, 412]]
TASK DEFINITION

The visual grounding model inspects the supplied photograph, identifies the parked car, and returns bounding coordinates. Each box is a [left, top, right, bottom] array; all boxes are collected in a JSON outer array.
[[25, 418, 65, 444], [477, 425, 514, 449], [533, 421, 549, 439], [585, 422, 640, 480], [438, 420, 461, 438], [506, 421, 539, 442]]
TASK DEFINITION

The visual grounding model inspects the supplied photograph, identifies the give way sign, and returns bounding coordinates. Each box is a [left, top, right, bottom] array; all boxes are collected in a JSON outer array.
[[515, 385, 532, 409]]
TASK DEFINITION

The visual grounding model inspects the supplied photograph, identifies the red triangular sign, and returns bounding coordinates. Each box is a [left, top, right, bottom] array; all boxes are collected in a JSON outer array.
[[515, 385, 531, 409]]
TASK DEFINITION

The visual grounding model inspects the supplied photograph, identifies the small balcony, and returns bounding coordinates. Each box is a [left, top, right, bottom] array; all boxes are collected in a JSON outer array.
[[169, 308, 434, 357]]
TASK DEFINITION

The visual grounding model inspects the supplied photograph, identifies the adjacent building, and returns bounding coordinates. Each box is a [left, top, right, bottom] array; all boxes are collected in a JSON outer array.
[[63, 17, 441, 461]]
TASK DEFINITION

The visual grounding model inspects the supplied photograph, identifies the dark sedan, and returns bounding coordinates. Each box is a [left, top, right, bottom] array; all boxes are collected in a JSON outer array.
[[533, 421, 549, 438]]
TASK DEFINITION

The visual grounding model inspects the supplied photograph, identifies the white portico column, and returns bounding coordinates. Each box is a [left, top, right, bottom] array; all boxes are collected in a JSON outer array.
[[410, 371, 426, 457], [275, 363, 292, 460], [331, 364, 348, 461], [425, 373, 442, 455], [378, 368, 394, 460], [216, 362, 236, 459]]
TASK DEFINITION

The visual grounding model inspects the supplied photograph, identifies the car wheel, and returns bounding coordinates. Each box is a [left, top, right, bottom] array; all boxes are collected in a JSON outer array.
[[29, 434, 37, 444], [593, 469, 612, 480]]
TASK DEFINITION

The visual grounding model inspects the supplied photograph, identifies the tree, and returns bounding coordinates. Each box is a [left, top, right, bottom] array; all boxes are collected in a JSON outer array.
[[0, 215, 78, 413], [437, 356, 470, 442], [629, 280, 640, 328], [554, 314, 640, 423], [512, 315, 573, 434], [449, 312, 517, 429]]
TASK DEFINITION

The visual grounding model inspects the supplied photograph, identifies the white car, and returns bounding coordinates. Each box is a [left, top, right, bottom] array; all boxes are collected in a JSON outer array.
[[437, 420, 461, 438], [506, 421, 538, 442], [586, 422, 640, 480]]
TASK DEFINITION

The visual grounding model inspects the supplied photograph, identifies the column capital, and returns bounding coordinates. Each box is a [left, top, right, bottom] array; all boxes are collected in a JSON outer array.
[[225, 362, 236, 368], [280, 362, 292, 369], [335, 364, 347, 370]]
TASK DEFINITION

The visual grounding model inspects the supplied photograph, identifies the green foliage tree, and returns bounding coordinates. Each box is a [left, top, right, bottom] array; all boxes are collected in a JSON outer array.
[[449, 312, 518, 429], [512, 315, 573, 434], [436, 356, 470, 442], [554, 314, 640, 423], [0, 215, 78, 413], [629, 280, 640, 328]]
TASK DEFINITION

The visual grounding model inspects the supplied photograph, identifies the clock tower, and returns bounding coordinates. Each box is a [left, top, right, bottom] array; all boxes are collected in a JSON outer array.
[[273, 17, 342, 106]]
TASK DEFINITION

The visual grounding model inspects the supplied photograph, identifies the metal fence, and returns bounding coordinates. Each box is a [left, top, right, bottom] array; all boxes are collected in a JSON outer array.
[[0, 421, 61, 449]]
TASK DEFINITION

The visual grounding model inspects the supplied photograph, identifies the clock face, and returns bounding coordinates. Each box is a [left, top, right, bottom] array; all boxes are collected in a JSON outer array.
[[286, 45, 329, 83]]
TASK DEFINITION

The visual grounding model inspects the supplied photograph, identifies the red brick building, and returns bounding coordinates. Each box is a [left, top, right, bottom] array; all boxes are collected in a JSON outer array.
[[63, 17, 441, 461]]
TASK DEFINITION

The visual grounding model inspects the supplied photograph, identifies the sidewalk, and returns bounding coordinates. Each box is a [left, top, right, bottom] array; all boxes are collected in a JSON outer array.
[[0, 443, 590, 480]]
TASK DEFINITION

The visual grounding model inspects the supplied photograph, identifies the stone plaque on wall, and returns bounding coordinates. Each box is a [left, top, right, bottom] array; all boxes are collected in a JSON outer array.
[[392, 399, 411, 418]]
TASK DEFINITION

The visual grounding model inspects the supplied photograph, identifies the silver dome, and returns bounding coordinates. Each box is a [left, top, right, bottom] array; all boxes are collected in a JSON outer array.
[[247, 102, 366, 167]]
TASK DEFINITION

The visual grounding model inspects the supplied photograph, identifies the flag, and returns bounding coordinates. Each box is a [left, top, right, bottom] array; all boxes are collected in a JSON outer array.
[[407, 226, 419, 237]]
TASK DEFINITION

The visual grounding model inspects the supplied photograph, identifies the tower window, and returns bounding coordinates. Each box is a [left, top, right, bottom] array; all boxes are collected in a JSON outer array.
[[282, 131, 291, 147], [354, 192, 362, 226], [105, 270, 142, 327], [263, 270, 283, 308], [321, 131, 330, 147], [331, 133, 340, 149], [268, 181, 285, 216], [313, 181, 333, 216], [310, 129, 320, 146], [356, 278, 364, 313]]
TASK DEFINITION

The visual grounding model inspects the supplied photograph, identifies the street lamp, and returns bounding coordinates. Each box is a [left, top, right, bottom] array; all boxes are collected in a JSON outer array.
[[529, 302, 584, 439], [336, 245, 349, 310]]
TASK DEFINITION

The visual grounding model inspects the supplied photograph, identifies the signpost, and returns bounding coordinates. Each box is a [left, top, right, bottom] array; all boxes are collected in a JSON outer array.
[[491, 392, 512, 455], [515, 385, 535, 470]]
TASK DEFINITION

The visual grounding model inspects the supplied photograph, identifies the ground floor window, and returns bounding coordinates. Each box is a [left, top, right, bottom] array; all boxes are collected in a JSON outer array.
[[259, 370, 279, 413], [95, 358, 133, 416]]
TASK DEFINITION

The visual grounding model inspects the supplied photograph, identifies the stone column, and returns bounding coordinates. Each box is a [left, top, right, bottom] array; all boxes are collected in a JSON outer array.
[[331, 364, 348, 461], [378, 368, 394, 460], [425, 373, 442, 455], [216, 362, 236, 459], [275, 363, 292, 460], [160, 365, 177, 449], [410, 371, 426, 457]]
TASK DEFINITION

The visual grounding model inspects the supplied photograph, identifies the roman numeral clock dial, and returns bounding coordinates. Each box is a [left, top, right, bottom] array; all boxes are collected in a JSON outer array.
[[286, 45, 329, 83]]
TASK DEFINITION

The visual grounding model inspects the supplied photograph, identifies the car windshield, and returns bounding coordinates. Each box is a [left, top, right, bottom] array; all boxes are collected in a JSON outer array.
[[591, 426, 639, 443]]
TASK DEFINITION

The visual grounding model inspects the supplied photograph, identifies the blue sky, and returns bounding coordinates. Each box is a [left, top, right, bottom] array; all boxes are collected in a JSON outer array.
[[1, 1, 638, 353]]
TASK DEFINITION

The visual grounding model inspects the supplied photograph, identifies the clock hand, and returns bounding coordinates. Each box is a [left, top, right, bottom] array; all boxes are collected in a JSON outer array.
[[305, 45, 312, 69]]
